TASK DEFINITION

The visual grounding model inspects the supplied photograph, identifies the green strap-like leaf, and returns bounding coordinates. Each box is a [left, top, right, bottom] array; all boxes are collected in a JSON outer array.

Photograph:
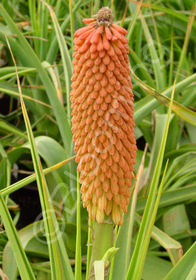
[[0, 194, 36, 280], [126, 83, 175, 280], [134, 72, 196, 126], [164, 242, 196, 280], [42, 0, 72, 124], [0, 4, 72, 152]]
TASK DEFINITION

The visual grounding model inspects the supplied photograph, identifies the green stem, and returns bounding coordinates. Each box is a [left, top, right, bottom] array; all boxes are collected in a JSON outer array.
[[75, 172, 81, 280], [108, 226, 118, 280], [89, 217, 114, 279], [69, 0, 74, 56], [86, 219, 93, 280]]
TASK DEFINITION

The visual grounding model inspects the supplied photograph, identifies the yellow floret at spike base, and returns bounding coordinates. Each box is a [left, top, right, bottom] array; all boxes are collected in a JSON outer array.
[[71, 7, 137, 225]]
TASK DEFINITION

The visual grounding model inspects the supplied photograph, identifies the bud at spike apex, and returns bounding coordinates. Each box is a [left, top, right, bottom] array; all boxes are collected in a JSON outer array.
[[71, 7, 137, 225]]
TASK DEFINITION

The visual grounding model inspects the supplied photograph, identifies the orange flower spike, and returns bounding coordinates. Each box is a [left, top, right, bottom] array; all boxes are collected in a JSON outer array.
[[71, 7, 137, 225]]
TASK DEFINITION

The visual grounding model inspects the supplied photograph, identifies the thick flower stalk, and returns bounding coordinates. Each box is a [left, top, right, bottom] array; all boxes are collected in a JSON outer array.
[[71, 7, 137, 225]]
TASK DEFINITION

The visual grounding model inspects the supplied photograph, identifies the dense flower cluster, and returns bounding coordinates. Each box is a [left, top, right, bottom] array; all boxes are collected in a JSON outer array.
[[71, 7, 137, 225]]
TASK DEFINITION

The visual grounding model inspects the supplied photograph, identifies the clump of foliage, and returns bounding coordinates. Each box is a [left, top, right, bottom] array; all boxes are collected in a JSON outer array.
[[0, 1, 196, 280]]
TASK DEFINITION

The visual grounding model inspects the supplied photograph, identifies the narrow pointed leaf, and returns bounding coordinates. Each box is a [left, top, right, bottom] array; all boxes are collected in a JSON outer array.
[[126, 84, 175, 279], [0, 4, 72, 151], [164, 242, 196, 280], [42, 0, 72, 123], [6, 38, 74, 280], [0, 194, 36, 280]]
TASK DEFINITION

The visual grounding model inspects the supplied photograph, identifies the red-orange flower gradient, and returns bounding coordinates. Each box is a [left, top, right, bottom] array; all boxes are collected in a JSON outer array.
[[71, 7, 137, 225]]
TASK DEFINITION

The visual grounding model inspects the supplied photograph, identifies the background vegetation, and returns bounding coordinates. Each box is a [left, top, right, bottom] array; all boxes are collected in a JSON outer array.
[[0, 0, 196, 279]]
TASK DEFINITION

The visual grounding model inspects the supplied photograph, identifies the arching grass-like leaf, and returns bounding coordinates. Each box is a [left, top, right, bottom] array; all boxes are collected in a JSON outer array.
[[41, 0, 72, 124], [164, 242, 196, 280], [126, 83, 175, 280], [5, 38, 74, 280], [0, 4, 72, 151], [0, 194, 36, 280]]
